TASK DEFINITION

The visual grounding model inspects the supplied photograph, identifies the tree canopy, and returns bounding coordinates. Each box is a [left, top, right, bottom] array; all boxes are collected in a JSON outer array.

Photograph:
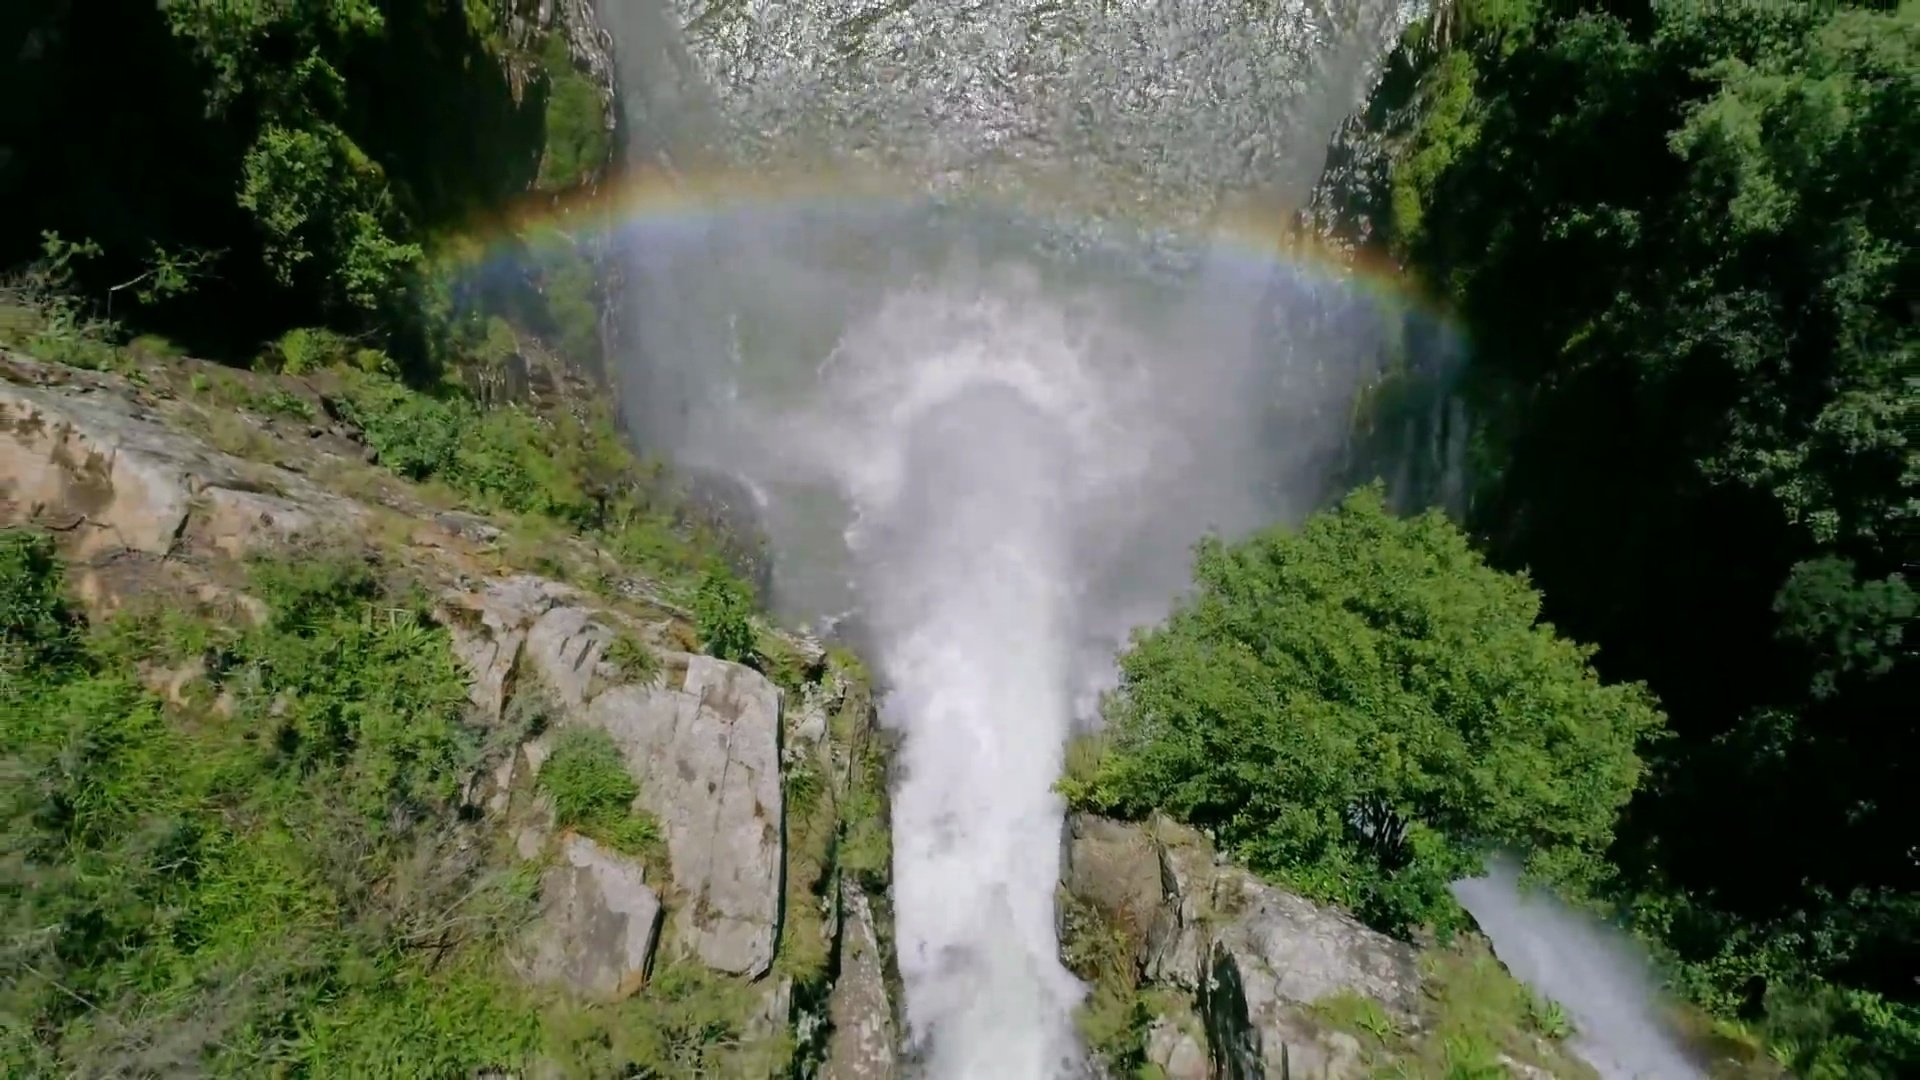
[[1, 0, 598, 368], [1360, 0, 1918, 1071], [1073, 486, 1664, 935]]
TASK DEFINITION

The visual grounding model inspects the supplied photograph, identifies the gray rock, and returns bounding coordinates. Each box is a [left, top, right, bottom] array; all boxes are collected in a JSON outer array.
[[526, 603, 614, 709], [589, 655, 784, 977], [517, 834, 663, 1000], [1198, 861, 1420, 1080], [1145, 1015, 1209, 1080], [0, 365, 359, 560], [1145, 818, 1213, 989], [1061, 814, 1423, 1080], [1064, 814, 1165, 943], [823, 884, 899, 1080], [442, 575, 788, 979], [1209, 864, 1422, 1024]]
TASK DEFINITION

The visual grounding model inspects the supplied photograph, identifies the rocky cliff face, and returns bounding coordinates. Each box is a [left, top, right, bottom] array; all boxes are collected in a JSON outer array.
[[1060, 813, 1597, 1080], [0, 349, 903, 1076]]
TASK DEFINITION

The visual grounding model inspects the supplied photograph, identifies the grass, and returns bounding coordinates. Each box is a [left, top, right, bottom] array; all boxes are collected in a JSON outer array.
[[1408, 938, 1598, 1078], [1293, 937, 1598, 1077], [693, 569, 756, 661], [603, 630, 661, 685], [2, 531, 849, 1076], [1313, 989, 1403, 1045], [535, 726, 661, 860], [1059, 890, 1152, 1073], [1, 533, 536, 1075]]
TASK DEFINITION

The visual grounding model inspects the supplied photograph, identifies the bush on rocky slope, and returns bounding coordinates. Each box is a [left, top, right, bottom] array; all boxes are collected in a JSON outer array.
[[1068, 485, 1663, 937]]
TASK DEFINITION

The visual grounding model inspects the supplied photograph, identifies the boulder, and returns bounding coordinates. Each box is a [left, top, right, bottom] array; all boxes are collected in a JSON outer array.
[[588, 655, 785, 977], [1060, 814, 1424, 1080], [439, 575, 570, 726], [1145, 1015, 1208, 1080], [0, 370, 356, 560], [1063, 814, 1165, 942], [440, 576, 788, 978], [823, 884, 900, 1080], [517, 834, 663, 1000]]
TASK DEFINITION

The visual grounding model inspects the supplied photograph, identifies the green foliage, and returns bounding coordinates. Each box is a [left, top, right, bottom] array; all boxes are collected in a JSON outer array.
[[6, 0, 549, 363], [240, 123, 424, 315], [1376, 0, 1918, 1068], [1527, 994, 1573, 1040], [1059, 892, 1152, 1073], [537, 33, 612, 191], [331, 370, 714, 581], [604, 631, 661, 685], [1079, 486, 1663, 935], [541, 962, 790, 1076], [693, 569, 758, 662], [0, 535, 542, 1075], [0, 530, 77, 670], [256, 388, 316, 419], [536, 726, 660, 857], [1314, 990, 1401, 1045], [272, 325, 355, 374], [837, 736, 894, 891]]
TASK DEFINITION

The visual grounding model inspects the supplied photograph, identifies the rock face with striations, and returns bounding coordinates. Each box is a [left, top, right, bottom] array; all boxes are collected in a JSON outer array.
[[517, 834, 664, 999], [445, 576, 787, 978], [1062, 813, 1423, 1080], [823, 883, 900, 1080], [0, 359, 360, 566], [590, 656, 785, 977]]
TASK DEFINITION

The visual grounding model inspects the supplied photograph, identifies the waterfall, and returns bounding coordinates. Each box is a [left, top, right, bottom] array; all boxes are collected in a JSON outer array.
[[586, 2, 1460, 1075]]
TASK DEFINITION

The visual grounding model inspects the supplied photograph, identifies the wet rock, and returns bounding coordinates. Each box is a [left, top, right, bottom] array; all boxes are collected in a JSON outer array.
[[517, 834, 663, 1000]]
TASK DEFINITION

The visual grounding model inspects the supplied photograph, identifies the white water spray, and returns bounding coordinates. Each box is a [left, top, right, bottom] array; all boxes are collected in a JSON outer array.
[[712, 269, 1321, 1075], [591, 2, 1697, 1075], [1455, 860, 1707, 1080]]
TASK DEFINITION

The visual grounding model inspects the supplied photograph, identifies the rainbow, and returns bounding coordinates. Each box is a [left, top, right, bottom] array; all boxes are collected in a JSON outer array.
[[439, 161, 1457, 332]]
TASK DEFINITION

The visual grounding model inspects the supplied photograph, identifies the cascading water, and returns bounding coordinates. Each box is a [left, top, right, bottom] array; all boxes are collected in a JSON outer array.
[[585, 1, 1692, 1076]]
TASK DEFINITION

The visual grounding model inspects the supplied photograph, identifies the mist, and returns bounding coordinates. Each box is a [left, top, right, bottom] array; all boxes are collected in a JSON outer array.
[[591, 0, 1437, 1073], [628, 234, 1387, 1073], [1454, 860, 1707, 1080]]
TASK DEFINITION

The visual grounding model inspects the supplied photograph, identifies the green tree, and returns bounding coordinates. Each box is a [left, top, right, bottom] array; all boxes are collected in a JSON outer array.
[[1362, 0, 1918, 1067], [1076, 487, 1663, 934]]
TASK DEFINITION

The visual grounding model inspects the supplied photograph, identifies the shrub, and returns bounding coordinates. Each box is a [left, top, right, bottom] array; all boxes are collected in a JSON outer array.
[[1, 541, 524, 1074], [692, 570, 756, 663], [537, 727, 659, 857], [0, 530, 77, 669], [272, 326, 354, 374], [1080, 486, 1665, 935], [604, 632, 660, 685]]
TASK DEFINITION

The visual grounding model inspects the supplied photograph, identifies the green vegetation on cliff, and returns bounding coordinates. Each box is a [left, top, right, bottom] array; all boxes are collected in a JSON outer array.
[[2, 0, 608, 374], [1342, 0, 1917, 1072], [1, 535, 541, 1075], [1070, 487, 1662, 936]]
